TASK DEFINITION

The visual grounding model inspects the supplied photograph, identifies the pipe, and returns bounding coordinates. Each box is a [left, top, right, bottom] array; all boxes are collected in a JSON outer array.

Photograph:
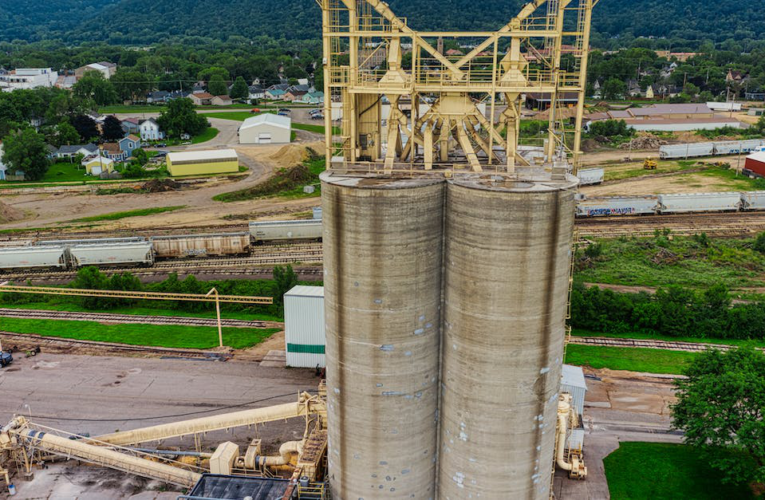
[[257, 440, 304, 467], [96, 401, 308, 446], [131, 448, 213, 458], [18, 429, 201, 488], [556, 399, 573, 472]]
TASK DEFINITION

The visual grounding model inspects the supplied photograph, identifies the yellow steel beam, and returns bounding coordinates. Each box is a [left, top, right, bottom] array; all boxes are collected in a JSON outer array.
[[0, 285, 273, 305]]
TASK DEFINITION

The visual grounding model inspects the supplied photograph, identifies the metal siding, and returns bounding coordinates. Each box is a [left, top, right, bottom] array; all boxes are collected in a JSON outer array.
[[249, 220, 323, 241], [741, 191, 765, 210], [567, 429, 585, 452], [660, 142, 715, 159], [0, 246, 67, 270], [576, 196, 658, 217], [284, 292, 325, 368], [69, 243, 154, 267], [152, 234, 250, 258], [659, 193, 742, 213], [577, 168, 604, 185]]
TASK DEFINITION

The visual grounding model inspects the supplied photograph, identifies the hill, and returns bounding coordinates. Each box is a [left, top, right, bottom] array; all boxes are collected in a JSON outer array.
[[2, 0, 764, 48]]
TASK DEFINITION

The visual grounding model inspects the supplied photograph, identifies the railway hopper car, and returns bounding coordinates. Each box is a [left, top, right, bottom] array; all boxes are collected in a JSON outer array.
[[36, 237, 147, 246], [657, 193, 742, 214], [713, 140, 765, 156], [575, 196, 659, 217], [249, 220, 323, 243], [151, 233, 251, 259], [578, 168, 605, 186], [741, 192, 765, 211], [68, 242, 154, 268], [660, 143, 715, 160], [0, 246, 68, 272]]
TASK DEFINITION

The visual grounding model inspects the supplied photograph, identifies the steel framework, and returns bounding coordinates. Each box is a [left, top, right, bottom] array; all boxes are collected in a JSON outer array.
[[320, 0, 598, 175]]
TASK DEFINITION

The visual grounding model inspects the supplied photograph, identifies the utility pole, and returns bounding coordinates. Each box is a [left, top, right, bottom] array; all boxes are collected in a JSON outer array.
[[206, 288, 223, 349]]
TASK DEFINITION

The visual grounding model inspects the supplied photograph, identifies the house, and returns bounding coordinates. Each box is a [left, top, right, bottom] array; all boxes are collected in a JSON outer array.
[[445, 49, 464, 56], [266, 89, 286, 100], [248, 86, 265, 100], [167, 149, 239, 176], [211, 95, 233, 106], [645, 85, 655, 100], [45, 144, 58, 160], [101, 143, 128, 162], [119, 135, 142, 157], [0, 68, 58, 92], [82, 156, 115, 175], [75, 62, 117, 80], [147, 91, 171, 104], [167, 90, 190, 101], [284, 89, 308, 102], [55, 144, 99, 160], [139, 119, 164, 141], [298, 91, 325, 105], [189, 92, 214, 106], [727, 70, 746, 83], [267, 83, 290, 92], [239, 113, 292, 145], [121, 118, 141, 135]]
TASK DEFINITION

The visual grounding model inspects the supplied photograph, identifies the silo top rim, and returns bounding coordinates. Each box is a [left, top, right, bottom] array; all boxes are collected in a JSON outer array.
[[320, 171, 444, 190], [450, 173, 579, 193]]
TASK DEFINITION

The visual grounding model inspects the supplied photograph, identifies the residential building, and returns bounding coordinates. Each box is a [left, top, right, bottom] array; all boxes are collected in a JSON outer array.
[[166, 149, 239, 176], [239, 114, 292, 144], [121, 118, 141, 135], [211, 95, 233, 106], [82, 155, 115, 175], [55, 144, 99, 160], [147, 91, 171, 103], [267, 83, 290, 92], [445, 49, 464, 56], [0, 68, 58, 92], [284, 89, 308, 101], [266, 89, 287, 100], [727, 70, 746, 84], [139, 118, 164, 141], [189, 92, 214, 106], [119, 135, 142, 157], [101, 143, 128, 162], [248, 85, 265, 100], [75, 62, 117, 80], [298, 91, 325, 105]]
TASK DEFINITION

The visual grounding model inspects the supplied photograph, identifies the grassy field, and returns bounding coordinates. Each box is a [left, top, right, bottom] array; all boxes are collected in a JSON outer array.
[[602, 160, 698, 182], [191, 127, 219, 144], [72, 205, 186, 222], [0, 302, 283, 322], [565, 344, 697, 375], [202, 111, 272, 121], [604, 442, 755, 500], [41, 162, 90, 182], [0, 317, 279, 350], [200, 112, 336, 135], [575, 235, 765, 290]]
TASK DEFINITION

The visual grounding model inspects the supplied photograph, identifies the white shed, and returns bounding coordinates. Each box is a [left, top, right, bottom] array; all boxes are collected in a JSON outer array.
[[284, 285, 325, 368], [239, 114, 292, 144], [561, 364, 587, 419]]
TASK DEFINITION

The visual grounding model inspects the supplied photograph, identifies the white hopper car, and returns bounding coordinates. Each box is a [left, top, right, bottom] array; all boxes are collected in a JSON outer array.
[[249, 220, 323, 243]]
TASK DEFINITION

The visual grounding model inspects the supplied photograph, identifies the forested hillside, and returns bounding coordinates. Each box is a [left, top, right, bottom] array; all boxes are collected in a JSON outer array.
[[2, 0, 764, 49]]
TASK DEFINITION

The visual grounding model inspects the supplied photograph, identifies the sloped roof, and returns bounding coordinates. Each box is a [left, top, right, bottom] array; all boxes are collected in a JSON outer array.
[[241, 113, 291, 130]]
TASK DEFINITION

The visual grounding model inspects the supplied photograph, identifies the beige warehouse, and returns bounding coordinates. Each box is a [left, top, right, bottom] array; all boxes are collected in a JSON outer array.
[[239, 114, 292, 144]]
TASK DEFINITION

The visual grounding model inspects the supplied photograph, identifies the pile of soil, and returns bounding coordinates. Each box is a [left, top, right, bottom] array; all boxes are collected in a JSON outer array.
[[581, 139, 603, 152], [269, 143, 325, 169], [142, 179, 183, 193], [0, 200, 23, 224], [618, 134, 668, 150]]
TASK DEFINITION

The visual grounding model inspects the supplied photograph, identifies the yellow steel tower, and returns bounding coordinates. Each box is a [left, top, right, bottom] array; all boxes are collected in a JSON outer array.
[[321, 0, 598, 176]]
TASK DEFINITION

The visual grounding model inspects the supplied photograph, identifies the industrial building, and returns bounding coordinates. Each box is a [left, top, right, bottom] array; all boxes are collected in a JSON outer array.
[[284, 285, 325, 368], [166, 149, 239, 177], [745, 152, 765, 177], [239, 113, 292, 144], [587, 103, 742, 131]]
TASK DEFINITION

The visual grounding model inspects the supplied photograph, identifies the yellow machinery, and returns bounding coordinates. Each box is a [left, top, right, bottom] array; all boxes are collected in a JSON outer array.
[[644, 158, 658, 170], [555, 393, 588, 480], [321, 0, 599, 175]]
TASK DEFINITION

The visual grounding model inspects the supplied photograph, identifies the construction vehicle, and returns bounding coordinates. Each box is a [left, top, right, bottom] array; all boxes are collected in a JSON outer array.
[[643, 158, 658, 170], [0, 351, 11, 368]]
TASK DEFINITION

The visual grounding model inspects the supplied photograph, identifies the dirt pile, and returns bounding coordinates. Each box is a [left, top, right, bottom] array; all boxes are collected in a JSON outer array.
[[269, 142, 326, 169], [0, 200, 23, 224], [619, 134, 668, 150], [142, 179, 183, 193], [581, 139, 603, 152]]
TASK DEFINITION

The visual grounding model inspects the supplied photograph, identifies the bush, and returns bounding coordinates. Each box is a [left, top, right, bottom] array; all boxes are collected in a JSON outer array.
[[754, 232, 765, 254]]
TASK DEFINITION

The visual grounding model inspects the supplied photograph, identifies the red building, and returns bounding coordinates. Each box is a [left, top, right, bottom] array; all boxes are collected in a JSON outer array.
[[745, 152, 765, 177]]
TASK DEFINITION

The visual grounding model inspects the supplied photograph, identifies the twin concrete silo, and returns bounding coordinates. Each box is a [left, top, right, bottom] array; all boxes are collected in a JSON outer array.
[[321, 171, 578, 499]]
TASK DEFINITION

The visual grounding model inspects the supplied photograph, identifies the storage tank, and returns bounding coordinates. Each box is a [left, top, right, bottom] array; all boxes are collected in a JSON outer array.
[[438, 173, 578, 499], [321, 171, 445, 499]]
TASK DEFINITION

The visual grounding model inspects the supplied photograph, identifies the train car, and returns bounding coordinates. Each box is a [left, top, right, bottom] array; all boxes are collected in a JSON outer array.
[[151, 232, 251, 259], [659, 142, 715, 160], [740, 191, 765, 211], [36, 237, 146, 246], [713, 140, 765, 156], [578, 168, 605, 186], [657, 193, 742, 214], [68, 242, 154, 268], [0, 246, 68, 272], [249, 220, 323, 243], [575, 196, 659, 217]]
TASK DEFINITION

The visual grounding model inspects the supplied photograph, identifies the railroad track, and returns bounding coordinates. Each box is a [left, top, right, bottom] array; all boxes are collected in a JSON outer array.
[[571, 336, 736, 353], [0, 308, 283, 329], [577, 211, 765, 237], [0, 331, 230, 360]]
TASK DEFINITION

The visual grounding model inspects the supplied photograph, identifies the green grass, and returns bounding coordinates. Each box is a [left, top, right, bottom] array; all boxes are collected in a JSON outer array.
[[573, 328, 765, 348], [604, 442, 755, 500], [0, 302, 283, 322], [202, 111, 272, 121], [565, 344, 697, 375], [71, 205, 186, 222], [575, 235, 765, 290], [695, 166, 765, 190], [41, 162, 90, 182], [98, 105, 165, 113], [0, 317, 279, 350], [602, 160, 699, 182], [191, 127, 219, 144]]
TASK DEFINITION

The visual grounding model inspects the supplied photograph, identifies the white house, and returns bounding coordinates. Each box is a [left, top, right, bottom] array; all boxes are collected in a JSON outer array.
[[248, 86, 265, 100], [0, 68, 58, 92], [139, 118, 165, 141], [239, 113, 292, 144]]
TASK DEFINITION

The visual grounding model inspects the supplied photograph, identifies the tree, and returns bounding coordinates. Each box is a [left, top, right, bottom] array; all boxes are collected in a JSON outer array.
[[3, 129, 50, 181], [101, 115, 124, 141], [198, 66, 230, 85], [54, 120, 80, 147], [273, 265, 299, 307], [602, 78, 627, 100], [72, 70, 118, 106], [111, 70, 153, 103], [133, 148, 149, 166], [71, 115, 100, 143], [207, 74, 228, 96], [156, 98, 209, 138], [753, 115, 765, 135], [230, 76, 249, 100], [672, 347, 765, 486]]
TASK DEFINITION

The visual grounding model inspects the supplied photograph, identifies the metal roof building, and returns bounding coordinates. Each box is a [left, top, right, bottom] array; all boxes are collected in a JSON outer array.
[[187, 474, 292, 499], [239, 114, 292, 145], [284, 285, 325, 368], [166, 149, 239, 177]]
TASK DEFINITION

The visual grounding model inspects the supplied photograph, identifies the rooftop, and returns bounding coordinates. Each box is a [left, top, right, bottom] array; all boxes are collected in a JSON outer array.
[[241, 113, 291, 130], [285, 285, 324, 298]]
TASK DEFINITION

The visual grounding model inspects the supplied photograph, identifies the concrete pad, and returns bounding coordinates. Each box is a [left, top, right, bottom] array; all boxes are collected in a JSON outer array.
[[260, 349, 286, 367]]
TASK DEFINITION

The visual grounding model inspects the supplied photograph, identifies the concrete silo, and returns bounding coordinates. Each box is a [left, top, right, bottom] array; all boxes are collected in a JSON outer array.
[[321, 172, 445, 499], [437, 174, 578, 499]]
